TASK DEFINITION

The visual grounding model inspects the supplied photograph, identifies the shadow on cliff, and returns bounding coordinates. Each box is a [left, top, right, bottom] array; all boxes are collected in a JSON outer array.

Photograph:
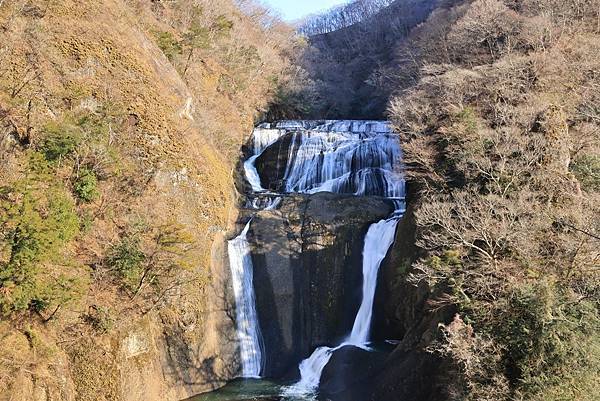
[[245, 193, 394, 379], [161, 257, 242, 394]]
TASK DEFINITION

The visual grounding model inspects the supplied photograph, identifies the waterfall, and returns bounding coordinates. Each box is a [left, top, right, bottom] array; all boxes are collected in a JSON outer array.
[[244, 127, 289, 204], [227, 221, 263, 378], [281, 130, 403, 197], [232, 120, 405, 389], [244, 155, 264, 193], [250, 120, 405, 204], [347, 218, 399, 344], [292, 346, 340, 394], [283, 217, 399, 395]]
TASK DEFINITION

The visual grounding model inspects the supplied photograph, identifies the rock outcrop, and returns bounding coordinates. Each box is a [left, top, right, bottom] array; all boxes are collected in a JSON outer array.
[[253, 132, 296, 192], [320, 345, 389, 401], [249, 192, 394, 377], [370, 184, 457, 401]]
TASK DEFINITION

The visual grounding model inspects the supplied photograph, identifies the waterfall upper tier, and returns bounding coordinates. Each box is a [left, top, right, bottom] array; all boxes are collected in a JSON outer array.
[[247, 120, 405, 212], [255, 120, 392, 134]]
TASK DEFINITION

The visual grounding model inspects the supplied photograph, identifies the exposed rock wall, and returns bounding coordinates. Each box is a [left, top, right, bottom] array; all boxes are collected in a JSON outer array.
[[249, 193, 393, 377], [371, 185, 457, 401]]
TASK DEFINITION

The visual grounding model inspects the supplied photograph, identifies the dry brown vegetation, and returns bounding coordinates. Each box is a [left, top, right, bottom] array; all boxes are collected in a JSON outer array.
[[0, 0, 299, 398], [385, 0, 600, 399], [294, 0, 450, 119]]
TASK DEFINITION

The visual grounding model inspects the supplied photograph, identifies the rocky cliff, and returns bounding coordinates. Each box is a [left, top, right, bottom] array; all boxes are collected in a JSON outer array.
[[249, 193, 393, 377], [0, 1, 295, 400]]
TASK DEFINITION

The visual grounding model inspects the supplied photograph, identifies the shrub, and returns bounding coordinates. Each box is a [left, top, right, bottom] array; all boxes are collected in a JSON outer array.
[[571, 154, 600, 191], [213, 15, 234, 37], [39, 122, 81, 162], [106, 235, 145, 290], [456, 107, 478, 135], [495, 281, 600, 398], [73, 168, 99, 202], [106, 223, 195, 306], [153, 30, 182, 61], [83, 306, 114, 333], [0, 152, 81, 316]]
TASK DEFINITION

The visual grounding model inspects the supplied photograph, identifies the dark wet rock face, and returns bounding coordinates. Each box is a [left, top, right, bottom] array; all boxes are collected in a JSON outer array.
[[320, 345, 388, 400], [253, 132, 296, 191], [369, 184, 458, 401], [371, 350, 455, 401], [249, 192, 393, 378]]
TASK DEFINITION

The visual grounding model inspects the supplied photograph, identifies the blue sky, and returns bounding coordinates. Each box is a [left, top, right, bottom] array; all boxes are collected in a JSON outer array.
[[262, 0, 347, 21]]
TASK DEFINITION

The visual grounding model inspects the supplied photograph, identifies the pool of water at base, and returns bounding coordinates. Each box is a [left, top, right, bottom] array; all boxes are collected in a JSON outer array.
[[186, 378, 320, 401], [187, 342, 398, 401]]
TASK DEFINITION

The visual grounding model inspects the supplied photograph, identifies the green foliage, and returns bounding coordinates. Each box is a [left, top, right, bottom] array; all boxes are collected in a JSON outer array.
[[182, 15, 233, 53], [571, 154, 600, 191], [153, 30, 182, 61], [106, 235, 145, 290], [213, 15, 234, 38], [83, 306, 114, 333], [183, 22, 210, 51], [73, 168, 99, 202], [494, 280, 600, 398], [428, 249, 462, 271], [456, 107, 478, 135], [106, 223, 195, 300], [23, 326, 57, 360], [39, 121, 82, 162], [0, 152, 81, 316]]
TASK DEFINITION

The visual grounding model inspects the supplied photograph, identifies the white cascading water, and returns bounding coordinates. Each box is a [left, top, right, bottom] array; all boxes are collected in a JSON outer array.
[[227, 221, 263, 378], [284, 218, 400, 395], [229, 120, 405, 388], [271, 121, 405, 396], [282, 131, 403, 198], [244, 155, 264, 193], [348, 218, 400, 344], [246, 120, 405, 204], [227, 127, 289, 376]]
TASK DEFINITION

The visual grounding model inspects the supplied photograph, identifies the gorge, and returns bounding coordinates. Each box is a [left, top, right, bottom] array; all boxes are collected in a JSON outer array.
[[2, 1, 597, 401]]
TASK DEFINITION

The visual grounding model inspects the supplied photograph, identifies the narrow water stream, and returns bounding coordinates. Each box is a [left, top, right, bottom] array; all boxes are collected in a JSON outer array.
[[227, 221, 263, 378], [283, 218, 399, 396]]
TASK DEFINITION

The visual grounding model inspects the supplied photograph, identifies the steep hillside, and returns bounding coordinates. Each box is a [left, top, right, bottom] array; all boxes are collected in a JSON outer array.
[[374, 1, 600, 400], [294, 0, 451, 119], [0, 0, 296, 399]]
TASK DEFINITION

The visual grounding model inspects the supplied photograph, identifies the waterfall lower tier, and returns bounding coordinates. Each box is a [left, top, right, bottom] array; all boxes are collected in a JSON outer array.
[[348, 218, 400, 344], [282, 345, 340, 396], [284, 217, 400, 395], [227, 221, 263, 378]]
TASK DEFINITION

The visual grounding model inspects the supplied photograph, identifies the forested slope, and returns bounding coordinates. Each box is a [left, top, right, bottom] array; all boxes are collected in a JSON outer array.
[[284, 0, 454, 119], [0, 1, 298, 399], [381, 1, 600, 400], [283, 0, 600, 400]]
